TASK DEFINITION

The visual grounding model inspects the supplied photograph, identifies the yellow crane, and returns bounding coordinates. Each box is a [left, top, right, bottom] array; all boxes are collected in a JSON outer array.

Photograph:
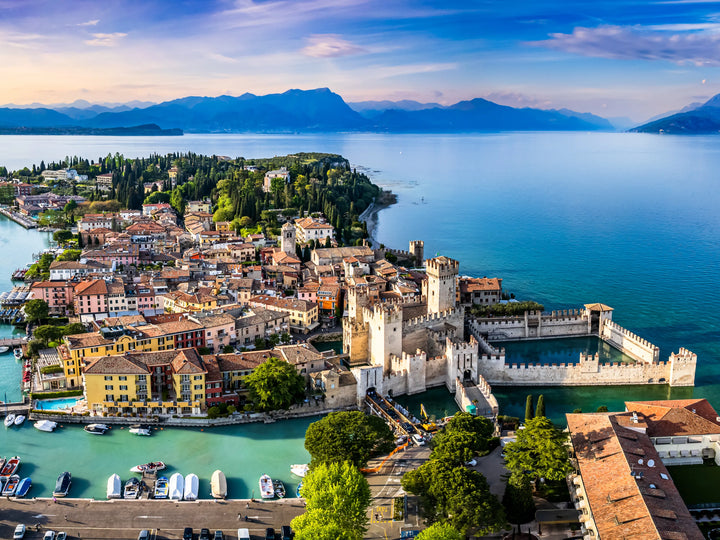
[[420, 404, 438, 432]]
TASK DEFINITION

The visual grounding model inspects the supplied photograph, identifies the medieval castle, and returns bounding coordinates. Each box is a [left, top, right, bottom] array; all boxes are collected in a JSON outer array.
[[342, 253, 697, 414]]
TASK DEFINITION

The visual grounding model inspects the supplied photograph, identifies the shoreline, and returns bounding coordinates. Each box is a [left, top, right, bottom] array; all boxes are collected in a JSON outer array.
[[360, 189, 397, 247]]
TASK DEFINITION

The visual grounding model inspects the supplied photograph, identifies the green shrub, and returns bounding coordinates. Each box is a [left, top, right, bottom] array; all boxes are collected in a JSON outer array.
[[40, 365, 64, 375], [30, 389, 82, 399]]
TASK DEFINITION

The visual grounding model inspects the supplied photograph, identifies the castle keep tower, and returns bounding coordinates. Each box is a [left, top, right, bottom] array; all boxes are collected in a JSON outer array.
[[281, 221, 296, 255], [425, 256, 459, 315]]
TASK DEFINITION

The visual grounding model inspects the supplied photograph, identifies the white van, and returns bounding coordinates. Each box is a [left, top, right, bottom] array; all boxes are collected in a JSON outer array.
[[237, 529, 250, 540]]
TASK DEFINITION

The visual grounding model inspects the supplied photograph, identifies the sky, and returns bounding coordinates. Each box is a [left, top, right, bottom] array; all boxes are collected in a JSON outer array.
[[3, 0, 720, 121]]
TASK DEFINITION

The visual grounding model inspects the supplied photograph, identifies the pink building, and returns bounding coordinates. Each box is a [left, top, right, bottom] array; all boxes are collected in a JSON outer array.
[[30, 281, 74, 316], [73, 280, 109, 320]]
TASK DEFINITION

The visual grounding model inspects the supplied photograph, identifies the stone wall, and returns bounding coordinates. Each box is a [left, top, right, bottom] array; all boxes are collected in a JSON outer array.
[[470, 310, 590, 341], [601, 319, 660, 364]]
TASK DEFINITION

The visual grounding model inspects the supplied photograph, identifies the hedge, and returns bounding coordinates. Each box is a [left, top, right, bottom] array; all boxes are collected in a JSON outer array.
[[40, 365, 64, 375], [30, 389, 83, 400]]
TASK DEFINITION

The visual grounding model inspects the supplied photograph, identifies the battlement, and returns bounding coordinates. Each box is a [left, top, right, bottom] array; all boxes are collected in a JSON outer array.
[[426, 256, 459, 276], [602, 320, 658, 350], [447, 335, 479, 353], [545, 309, 586, 321], [404, 306, 463, 329], [672, 347, 697, 361]]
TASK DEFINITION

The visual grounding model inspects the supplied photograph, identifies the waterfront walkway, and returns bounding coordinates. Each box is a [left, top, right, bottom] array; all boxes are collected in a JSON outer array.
[[0, 497, 304, 539]]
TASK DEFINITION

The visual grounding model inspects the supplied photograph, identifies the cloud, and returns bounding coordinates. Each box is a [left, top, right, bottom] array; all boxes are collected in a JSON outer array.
[[301, 34, 365, 58], [529, 25, 720, 66], [77, 19, 100, 27], [207, 52, 239, 64], [84, 32, 127, 47]]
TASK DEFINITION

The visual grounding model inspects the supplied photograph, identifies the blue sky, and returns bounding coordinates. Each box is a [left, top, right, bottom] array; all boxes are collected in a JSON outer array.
[[3, 0, 720, 120]]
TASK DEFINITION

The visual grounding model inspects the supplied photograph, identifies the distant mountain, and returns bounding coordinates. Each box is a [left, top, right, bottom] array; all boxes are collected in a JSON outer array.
[[0, 88, 615, 134], [631, 94, 720, 133], [0, 124, 182, 136], [369, 98, 611, 132]]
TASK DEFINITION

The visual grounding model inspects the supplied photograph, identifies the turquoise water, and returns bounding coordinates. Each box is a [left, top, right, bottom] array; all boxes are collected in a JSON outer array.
[[0, 417, 313, 499], [500, 337, 635, 365], [0, 132, 717, 424], [36, 397, 81, 411]]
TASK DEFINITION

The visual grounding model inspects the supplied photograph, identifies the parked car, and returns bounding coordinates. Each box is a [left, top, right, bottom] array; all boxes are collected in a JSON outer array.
[[237, 529, 250, 540], [56, 534, 67, 540], [411, 433, 425, 446], [281, 525, 293, 540], [183, 527, 194, 540], [138, 531, 150, 540], [199, 529, 211, 540], [214, 531, 224, 540], [43, 532, 56, 540], [13, 524, 26, 539], [265, 527, 276, 540]]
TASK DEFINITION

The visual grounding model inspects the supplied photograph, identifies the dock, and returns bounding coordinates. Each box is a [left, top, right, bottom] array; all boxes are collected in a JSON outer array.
[[0, 206, 37, 229]]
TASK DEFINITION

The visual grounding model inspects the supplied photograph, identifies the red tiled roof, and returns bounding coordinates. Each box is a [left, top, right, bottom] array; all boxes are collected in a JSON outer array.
[[625, 399, 720, 437]]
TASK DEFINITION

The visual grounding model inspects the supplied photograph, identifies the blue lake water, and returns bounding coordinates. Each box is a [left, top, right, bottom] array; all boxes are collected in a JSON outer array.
[[0, 132, 717, 424]]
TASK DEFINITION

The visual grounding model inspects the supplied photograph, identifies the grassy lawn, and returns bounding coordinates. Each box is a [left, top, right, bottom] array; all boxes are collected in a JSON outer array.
[[667, 463, 720, 506]]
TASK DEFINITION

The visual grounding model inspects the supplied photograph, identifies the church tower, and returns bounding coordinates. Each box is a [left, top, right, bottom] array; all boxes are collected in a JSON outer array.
[[281, 221, 296, 255], [426, 256, 459, 314]]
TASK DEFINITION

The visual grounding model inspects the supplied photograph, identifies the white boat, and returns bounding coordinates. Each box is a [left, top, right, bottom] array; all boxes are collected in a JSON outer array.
[[123, 477, 140, 499], [259, 474, 274, 499], [14, 415, 25, 426], [13, 348, 22, 360], [106, 474, 121, 499], [0, 456, 20, 476], [4, 414, 16, 427], [154, 476, 169, 499], [129, 427, 152, 436], [1, 474, 19, 496], [211, 470, 227, 499], [130, 461, 165, 473], [290, 464, 309, 478], [34, 420, 57, 432], [184, 473, 198, 501], [84, 424, 110, 435], [169, 472, 184, 501], [0, 346, 9, 353]]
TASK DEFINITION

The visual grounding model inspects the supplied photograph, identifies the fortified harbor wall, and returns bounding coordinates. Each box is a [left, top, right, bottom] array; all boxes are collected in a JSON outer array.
[[601, 319, 660, 363], [472, 310, 591, 340]]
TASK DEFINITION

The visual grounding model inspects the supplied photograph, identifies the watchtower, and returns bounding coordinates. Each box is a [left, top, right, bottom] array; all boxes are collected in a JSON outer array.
[[409, 240, 424, 267], [281, 221, 296, 255], [426, 256, 459, 315]]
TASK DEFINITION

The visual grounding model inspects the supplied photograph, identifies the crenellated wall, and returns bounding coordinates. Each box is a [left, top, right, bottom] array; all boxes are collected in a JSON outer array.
[[471, 310, 590, 340], [601, 319, 660, 364]]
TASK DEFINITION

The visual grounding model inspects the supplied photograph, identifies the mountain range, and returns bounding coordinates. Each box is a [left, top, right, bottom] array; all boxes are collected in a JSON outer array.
[[631, 94, 720, 134], [0, 88, 616, 134]]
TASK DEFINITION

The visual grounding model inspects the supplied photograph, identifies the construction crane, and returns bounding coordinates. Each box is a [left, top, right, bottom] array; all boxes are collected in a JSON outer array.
[[419, 404, 438, 432]]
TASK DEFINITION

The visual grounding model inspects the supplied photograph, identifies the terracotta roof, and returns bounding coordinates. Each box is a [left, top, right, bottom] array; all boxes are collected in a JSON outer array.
[[85, 348, 205, 376], [74, 279, 108, 296], [272, 344, 323, 366], [585, 303, 614, 312], [567, 412, 703, 540], [84, 354, 150, 375], [625, 399, 720, 437], [210, 352, 268, 372], [249, 295, 316, 313], [459, 277, 502, 292]]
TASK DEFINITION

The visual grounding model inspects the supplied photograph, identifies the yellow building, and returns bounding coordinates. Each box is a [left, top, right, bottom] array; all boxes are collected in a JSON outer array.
[[163, 290, 218, 313], [248, 295, 319, 333], [59, 318, 205, 387], [83, 348, 214, 416]]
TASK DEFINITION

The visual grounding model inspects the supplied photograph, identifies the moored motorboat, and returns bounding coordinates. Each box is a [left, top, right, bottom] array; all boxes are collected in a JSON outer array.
[[130, 461, 165, 473], [2, 474, 19, 496], [0, 456, 20, 476], [273, 479, 286, 499], [123, 477, 140, 499], [14, 415, 25, 426], [107, 474, 121, 499], [184, 473, 198, 501], [211, 470, 227, 499], [15, 477, 31, 498], [290, 464, 309, 478], [13, 348, 22, 360], [34, 420, 57, 432], [154, 476, 169, 499], [296, 481, 303, 498], [259, 474, 274, 499], [169, 472, 184, 501], [0, 458, 6, 472], [53, 472, 71, 497], [129, 427, 152, 436], [0, 346, 9, 353], [84, 424, 110, 435], [4, 414, 15, 427]]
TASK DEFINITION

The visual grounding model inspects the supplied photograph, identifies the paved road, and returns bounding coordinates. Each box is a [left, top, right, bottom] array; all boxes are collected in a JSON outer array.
[[0, 498, 304, 539], [365, 443, 431, 539]]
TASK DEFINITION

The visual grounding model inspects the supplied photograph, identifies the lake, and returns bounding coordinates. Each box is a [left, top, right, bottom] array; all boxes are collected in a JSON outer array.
[[0, 132, 717, 423]]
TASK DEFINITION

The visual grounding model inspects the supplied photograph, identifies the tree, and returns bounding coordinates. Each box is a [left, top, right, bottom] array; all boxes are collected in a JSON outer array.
[[502, 474, 536, 524], [535, 394, 545, 418], [524, 394, 534, 422], [430, 412, 495, 466], [402, 460, 505, 535], [503, 416, 572, 484], [304, 411, 394, 469], [25, 299, 49, 324], [64, 199, 78, 221], [243, 357, 305, 411], [417, 523, 464, 540], [292, 461, 371, 540], [596, 405, 609, 412], [33, 325, 63, 344], [53, 230, 74, 244]]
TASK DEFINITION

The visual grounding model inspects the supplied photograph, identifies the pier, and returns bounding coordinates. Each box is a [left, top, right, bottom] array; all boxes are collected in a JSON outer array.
[[0, 206, 37, 229]]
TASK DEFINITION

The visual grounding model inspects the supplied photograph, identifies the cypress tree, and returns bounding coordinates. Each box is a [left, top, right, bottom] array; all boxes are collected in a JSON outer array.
[[535, 395, 545, 418], [524, 395, 534, 422]]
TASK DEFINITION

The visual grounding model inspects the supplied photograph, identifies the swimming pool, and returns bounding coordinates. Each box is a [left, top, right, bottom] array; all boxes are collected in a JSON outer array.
[[35, 397, 81, 411]]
